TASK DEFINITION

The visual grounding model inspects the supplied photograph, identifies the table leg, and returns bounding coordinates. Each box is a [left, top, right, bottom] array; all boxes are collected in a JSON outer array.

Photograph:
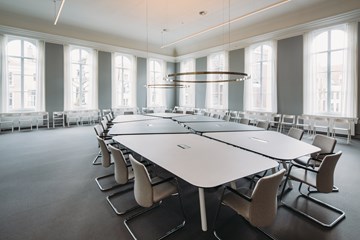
[[282, 161, 293, 189], [198, 188, 207, 231]]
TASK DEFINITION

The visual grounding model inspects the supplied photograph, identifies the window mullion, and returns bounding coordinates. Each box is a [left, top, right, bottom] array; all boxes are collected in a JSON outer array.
[[327, 31, 332, 112], [21, 40, 25, 110]]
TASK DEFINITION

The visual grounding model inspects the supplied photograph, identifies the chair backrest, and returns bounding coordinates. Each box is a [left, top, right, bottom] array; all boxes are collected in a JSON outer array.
[[282, 114, 295, 124], [96, 136, 111, 168], [249, 169, 286, 227], [124, 111, 134, 115], [256, 121, 269, 130], [310, 135, 337, 159], [239, 118, 250, 125], [129, 155, 153, 208], [101, 119, 108, 131], [185, 110, 194, 114], [288, 127, 304, 140], [212, 113, 220, 119], [108, 145, 130, 184], [94, 124, 104, 137], [222, 115, 230, 121], [316, 151, 342, 193]]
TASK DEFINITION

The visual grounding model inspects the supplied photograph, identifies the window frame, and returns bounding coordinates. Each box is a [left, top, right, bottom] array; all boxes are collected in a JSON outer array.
[[244, 40, 277, 113], [2, 35, 44, 112], [147, 58, 166, 107], [179, 58, 195, 108], [206, 51, 229, 109], [303, 22, 357, 118], [64, 45, 98, 111], [112, 53, 137, 108]]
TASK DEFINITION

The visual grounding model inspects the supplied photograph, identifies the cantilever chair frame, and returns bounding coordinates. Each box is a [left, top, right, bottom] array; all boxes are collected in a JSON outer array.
[[280, 152, 345, 228], [106, 145, 141, 216], [94, 136, 119, 191], [213, 169, 286, 240], [124, 156, 186, 240]]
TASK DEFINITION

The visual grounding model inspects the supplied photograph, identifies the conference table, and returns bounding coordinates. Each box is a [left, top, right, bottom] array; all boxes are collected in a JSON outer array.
[[144, 112, 188, 119], [112, 114, 158, 123], [185, 121, 264, 135], [113, 133, 278, 231], [108, 119, 191, 135], [204, 131, 321, 189], [172, 115, 224, 123], [204, 131, 320, 160]]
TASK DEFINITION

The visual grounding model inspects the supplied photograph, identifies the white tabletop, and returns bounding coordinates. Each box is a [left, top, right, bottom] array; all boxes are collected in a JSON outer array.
[[109, 119, 190, 135], [113, 133, 278, 188], [112, 114, 158, 123], [145, 112, 189, 119], [185, 121, 264, 134], [173, 115, 225, 123], [204, 131, 320, 160]]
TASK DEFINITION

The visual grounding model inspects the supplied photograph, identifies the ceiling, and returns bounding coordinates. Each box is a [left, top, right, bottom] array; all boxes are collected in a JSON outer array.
[[0, 0, 359, 57]]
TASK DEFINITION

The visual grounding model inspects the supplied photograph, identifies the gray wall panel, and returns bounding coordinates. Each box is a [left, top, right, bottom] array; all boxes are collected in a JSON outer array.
[[98, 51, 112, 110], [277, 36, 303, 115], [136, 57, 147, 110], [195, 57, 207, 109], [165, 62, 176, 109], [45, 43, 64, 119], [229, 49, 245, 111]]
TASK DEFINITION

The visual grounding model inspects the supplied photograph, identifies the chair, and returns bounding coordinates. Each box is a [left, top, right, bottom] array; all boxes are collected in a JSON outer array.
[[124, 155, 186, 240], [222, 115, 230, 121], [293, 134, 336, 168], [279, 114, 295, 133], [239, 118, 250, 125], [256, 121, 269, 130], [213, 169, 286, 240], [100, 119, 112, 134], [93, 125, 114, 165], [212, 113, 220, 119], [287, 127, 304, 140], [331, 118, 351, 144], [185, 110, 194, 114], [269, 114, 282, 131], [106, 145, 140, 215], [296, 115, 311, 135], [95, 136, 120, 191], [53, 111, 65, 128], [312, 116, 330, 136], [124, 111, 134, 115], [280, 152, 345, 228], [0, 113, 18, 132], [19, 112, 34, 131]]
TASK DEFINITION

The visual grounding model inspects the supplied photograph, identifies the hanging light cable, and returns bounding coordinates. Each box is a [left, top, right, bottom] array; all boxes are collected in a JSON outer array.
[[164, 0, 250, 84]]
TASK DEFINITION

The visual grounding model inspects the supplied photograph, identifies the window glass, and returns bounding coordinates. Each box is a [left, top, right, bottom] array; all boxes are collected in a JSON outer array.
[[5, 37, 39, 112]]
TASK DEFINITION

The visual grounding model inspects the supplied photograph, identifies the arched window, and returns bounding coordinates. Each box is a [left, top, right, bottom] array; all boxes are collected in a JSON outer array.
[[304, 23, 357, 117], [244, 41, 277, 112], [64, 45, 97, 110], [179, 58, 195, 108], [206, 52, 228, 109], [3, 36, 44, 112], [112, 53, 136, 107], [147, 58, 165, 107]]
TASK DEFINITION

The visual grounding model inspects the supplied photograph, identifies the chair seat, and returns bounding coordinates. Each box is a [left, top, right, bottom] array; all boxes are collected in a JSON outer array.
[[293, 157, 320, 168], [288, 168, 317, 188], [222, 190, 251, 221], [152, 177, 178, 203], [293, 156, 310, 166]]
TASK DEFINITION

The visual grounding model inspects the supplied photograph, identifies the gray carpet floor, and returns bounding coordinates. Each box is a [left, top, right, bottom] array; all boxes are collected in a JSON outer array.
[[0, 126, 359, 240]]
